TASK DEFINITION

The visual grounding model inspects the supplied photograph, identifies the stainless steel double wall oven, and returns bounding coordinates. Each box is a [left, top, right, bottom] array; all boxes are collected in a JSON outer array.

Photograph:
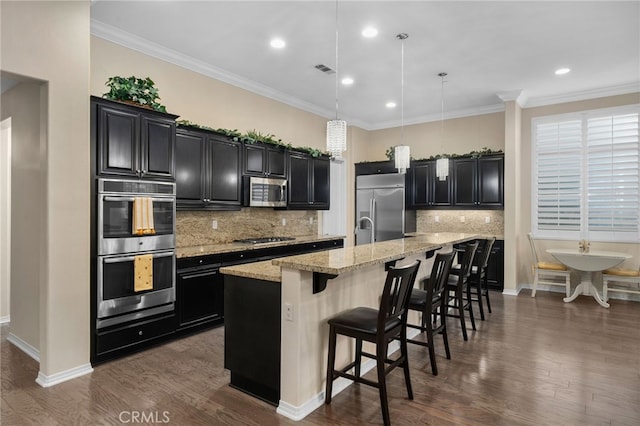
[[96, 178, 176, 328]]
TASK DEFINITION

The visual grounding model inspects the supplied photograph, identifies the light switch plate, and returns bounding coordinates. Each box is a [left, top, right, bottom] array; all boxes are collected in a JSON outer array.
[[434, 216, 440, 223], [211, 220, 218, 230], [282, 218, 286, 226], [459, 216, 465, 223], [485, 216, 491, 224]]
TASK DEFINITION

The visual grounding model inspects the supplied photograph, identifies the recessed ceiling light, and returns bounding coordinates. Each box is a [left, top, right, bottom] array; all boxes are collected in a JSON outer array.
[[386, 101, 396, 109], [555, 67, 570, 75], [362, 27, 378, 38], [270, 38, 286, 49], [341, 77, 354, 86]]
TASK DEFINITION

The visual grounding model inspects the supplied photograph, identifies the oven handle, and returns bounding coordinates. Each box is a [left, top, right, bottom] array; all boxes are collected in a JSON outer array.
[[102, 196, 175, 203], [103, 252, 174, 263]]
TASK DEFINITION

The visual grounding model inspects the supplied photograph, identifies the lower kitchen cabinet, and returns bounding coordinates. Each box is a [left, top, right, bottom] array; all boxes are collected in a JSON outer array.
[[176, 257, 224, 334], [486, 239, 504, 291], [224, 276, 281, 405], [93, 312, 176, 364]]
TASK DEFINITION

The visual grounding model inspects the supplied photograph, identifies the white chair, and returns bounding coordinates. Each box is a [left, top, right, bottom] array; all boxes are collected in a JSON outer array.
[[602, 265, 640, 305], [528, 233, 571, 297]]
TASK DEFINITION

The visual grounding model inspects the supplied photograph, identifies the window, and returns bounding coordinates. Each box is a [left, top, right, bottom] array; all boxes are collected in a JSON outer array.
[[532, 105, 640, 242]]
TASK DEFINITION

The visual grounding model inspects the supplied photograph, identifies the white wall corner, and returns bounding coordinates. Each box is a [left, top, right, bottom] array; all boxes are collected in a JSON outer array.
[[36, 363, 93, 388], [7, 332, 40, 362], [496, 90, 527, 107]]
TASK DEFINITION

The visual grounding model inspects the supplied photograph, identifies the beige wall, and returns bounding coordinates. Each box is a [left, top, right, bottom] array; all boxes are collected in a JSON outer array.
[[363, 112, 505, 162], [1, 1, 90, 378], [0, 117, 11, 322], [1, 83, 43, 349]]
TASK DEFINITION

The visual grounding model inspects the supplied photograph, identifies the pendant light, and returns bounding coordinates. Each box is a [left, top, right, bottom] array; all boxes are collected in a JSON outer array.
[[395, 33, 410, 174], [326, 0, 347, 158], [436, 72, 449, 181]]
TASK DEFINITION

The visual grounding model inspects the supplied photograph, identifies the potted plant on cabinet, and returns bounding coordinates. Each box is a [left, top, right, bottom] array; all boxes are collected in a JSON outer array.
[[103, 76, 167, 113]]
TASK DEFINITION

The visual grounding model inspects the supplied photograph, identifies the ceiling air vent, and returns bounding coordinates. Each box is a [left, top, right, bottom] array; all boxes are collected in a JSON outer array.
[[314, 64, 336, 75]]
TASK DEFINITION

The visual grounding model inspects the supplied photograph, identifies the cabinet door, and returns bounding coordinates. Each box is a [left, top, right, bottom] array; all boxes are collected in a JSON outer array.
[[175, 130, 205, 205], [208, 137, 241, 205], [409, 162, 430, 208], [97, 105, 139, 177], [176, 268, 224, 329], [432, 161, 453, 206], [140, 115, 175, 179], [243, 144, 266, 176], [453, 158, 477, 207], [355, 161, 397, 176], [478, 156, 504, 207], [266, 147, 286, 177], [311, 157, 330, 209], [288, 153, 311, 207]]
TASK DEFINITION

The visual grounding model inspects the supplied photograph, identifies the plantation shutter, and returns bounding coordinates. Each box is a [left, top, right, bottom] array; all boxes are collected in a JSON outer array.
[[586, 113, 640, 236], [535, 120, 582, 233]]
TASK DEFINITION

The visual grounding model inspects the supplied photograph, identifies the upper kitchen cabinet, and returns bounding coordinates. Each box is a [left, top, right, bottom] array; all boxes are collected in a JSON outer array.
[[355, 160, 397, 176], [287, 151, 330, 210], [452, 155, 504, 209], [92, 96, 178, 180], [243, 142, 286, 178], [408, 160, 452, 208], [175, 126, 242, 210]]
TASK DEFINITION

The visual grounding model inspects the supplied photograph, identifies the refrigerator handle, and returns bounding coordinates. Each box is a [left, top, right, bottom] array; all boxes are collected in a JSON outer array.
[[371, 198, 376, 242]]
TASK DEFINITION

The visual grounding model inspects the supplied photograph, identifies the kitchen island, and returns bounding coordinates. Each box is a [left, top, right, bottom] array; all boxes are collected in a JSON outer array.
[[220, 233, 479, 420]]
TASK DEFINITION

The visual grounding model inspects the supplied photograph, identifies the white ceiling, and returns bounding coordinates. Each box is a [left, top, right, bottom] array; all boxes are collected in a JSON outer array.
[[90, 1, 640, 130]]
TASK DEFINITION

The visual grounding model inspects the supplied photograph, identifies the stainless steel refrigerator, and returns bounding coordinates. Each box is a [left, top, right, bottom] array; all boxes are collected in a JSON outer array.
[[355, 174, 416, 245]]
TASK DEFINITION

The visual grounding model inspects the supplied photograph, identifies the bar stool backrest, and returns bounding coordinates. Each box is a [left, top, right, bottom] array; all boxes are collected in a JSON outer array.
[[429, 251, 456, 300], [476, 237, 497, 270], [454, 241, 480, 286], [378, 260, 421, 332]]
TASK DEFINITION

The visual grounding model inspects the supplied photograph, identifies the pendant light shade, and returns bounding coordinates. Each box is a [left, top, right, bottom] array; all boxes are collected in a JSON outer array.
[[326, 0, 347, 158], [327, 119, 347, 157], [436, 72, 449, 181], [395, 145, 411, 174], [395, 33, 410, 174]]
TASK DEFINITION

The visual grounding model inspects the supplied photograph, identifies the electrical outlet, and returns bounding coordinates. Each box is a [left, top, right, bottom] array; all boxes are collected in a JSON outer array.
[[211, 220, 218, 230], [459, 216, 465, 223], [282, 218, 286, 226], [309, 217, 314, 224], [485, 216, 491, 224], [284, 303, 294, 321], [434, 216, 440, 223]]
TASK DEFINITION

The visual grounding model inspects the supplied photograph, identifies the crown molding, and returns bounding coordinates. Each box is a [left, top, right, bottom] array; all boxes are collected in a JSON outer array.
[[368, 103, 506, 131], [90, 20, 372, 129], [523, 82, 640, 108], [496, 89, 527, 106]]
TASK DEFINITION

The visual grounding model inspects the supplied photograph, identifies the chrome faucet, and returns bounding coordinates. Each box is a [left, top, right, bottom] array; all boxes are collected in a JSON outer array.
[[357, 216, 375, 243]]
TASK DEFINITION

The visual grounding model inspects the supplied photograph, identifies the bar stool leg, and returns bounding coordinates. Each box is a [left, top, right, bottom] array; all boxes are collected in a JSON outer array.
[[354, 338, 363, 379], [400, 329, 413, 399], [467, 284, 476, 331], [325, 325, 337, 404], [376, 340, 390, 426], [484, 274, 492, 313], [457, 293, 468, 341], [476, 276, 485, 320]]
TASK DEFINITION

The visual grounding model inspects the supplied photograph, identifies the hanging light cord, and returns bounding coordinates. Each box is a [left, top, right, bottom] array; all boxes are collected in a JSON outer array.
[[334, 0, 339, 121], [439, 72, 448, 148], [397, 33, 408, 145]]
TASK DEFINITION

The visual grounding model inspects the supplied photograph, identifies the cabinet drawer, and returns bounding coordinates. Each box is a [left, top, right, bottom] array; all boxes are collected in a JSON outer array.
[[95, 313, 175, 355], [177, 254, 222, 271]]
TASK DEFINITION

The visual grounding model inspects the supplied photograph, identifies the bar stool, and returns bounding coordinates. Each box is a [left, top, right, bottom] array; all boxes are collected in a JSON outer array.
[[325, 260, 421, 426], [445, 241, 479, 341], [450, 237, 496, 320], [406, 251, 456, 375]]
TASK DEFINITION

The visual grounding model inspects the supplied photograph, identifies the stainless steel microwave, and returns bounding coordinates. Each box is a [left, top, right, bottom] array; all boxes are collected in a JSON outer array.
[[244, 176, 287, 207]]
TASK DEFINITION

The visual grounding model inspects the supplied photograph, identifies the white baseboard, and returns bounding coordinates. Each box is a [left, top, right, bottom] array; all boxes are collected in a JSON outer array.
[[502, 288, 520, 296], [0, 315, 10, 324], [7, 332, 39, 362], [36, 363, 93, 388], [276, 328, 420, 421]]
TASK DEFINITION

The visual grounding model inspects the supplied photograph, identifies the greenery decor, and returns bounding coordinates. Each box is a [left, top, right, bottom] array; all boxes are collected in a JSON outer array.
[[386, 146, 502, 161], [103, 76, 167, 113]]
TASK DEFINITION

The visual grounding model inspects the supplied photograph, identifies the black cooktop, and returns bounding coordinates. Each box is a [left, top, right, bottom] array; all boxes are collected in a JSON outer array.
[[233, 237, 296, 244]]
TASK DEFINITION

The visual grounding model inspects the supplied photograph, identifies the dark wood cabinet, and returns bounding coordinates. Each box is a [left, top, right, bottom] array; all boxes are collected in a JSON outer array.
[[451, 155, 504, 209], [408, 160, 452, 208], [286, 152, 330, 210], [175, 127, 242, 210], [243, 143, 286, 178], [452, 158, 478, 207], [355, 160, 397, 176], [486, 239, 504, 290], [176, 255, 224, 334], [93, 96, 177, 180]]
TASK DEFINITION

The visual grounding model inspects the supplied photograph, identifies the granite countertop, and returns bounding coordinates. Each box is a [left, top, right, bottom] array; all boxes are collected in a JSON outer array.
[[405, 232, 505, 240], [272, 232, 479, 275], [176, 234, 345, 258], [220, 260, 281, 282]]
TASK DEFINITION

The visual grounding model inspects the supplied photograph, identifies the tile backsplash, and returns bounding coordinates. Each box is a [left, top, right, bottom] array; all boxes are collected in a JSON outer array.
[[176, 208, 318, 247], [416, 210, 504, 237]]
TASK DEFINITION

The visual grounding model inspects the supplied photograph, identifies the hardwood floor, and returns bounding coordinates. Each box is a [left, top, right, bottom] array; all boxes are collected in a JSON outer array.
[[2, 291, 639, 425]]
